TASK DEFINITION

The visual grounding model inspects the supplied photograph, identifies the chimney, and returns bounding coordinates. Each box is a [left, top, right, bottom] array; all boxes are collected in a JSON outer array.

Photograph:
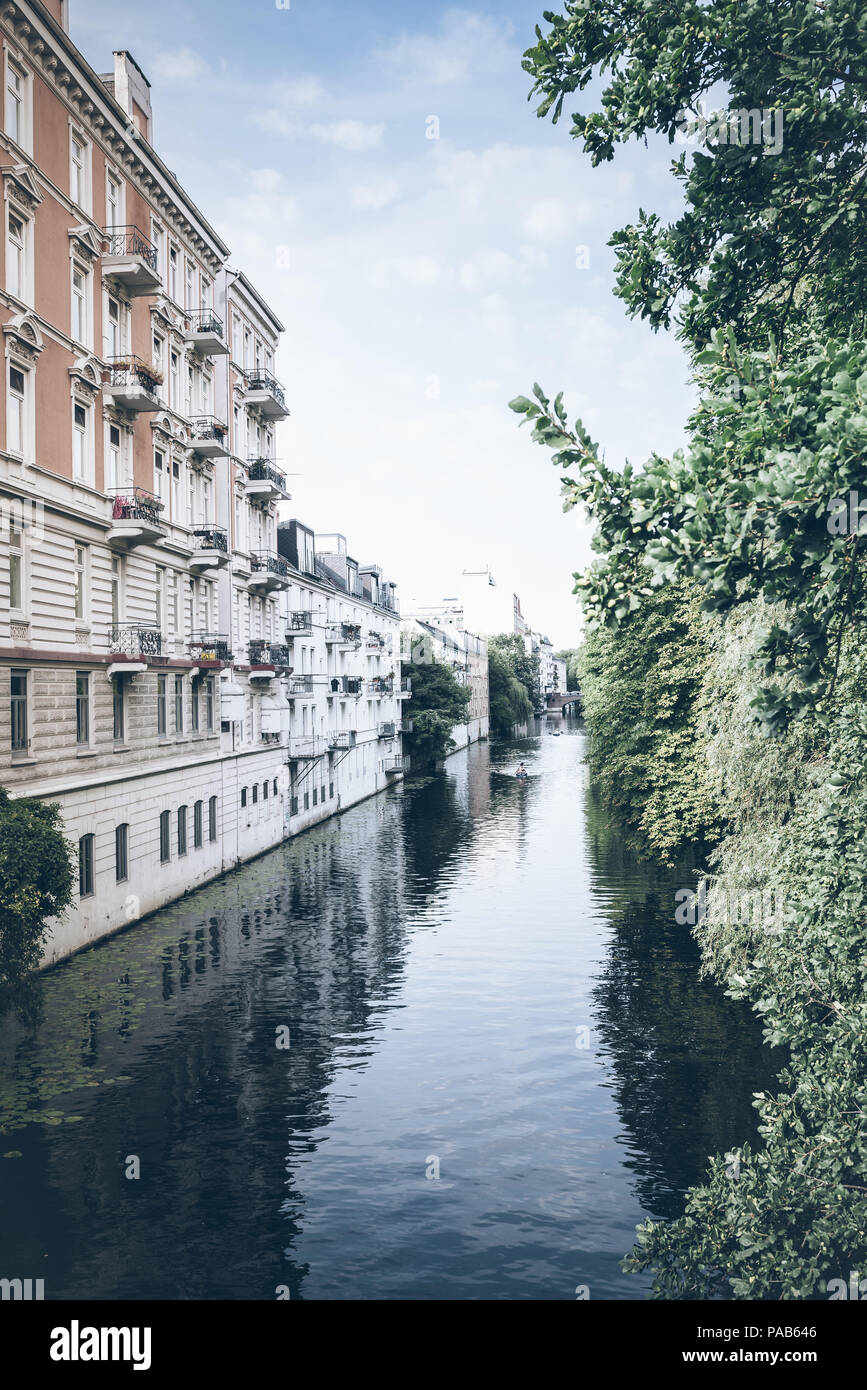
[[109, 51, 152, 141]]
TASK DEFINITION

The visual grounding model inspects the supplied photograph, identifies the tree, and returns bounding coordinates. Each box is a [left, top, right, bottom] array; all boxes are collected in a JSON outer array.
[[0, 787, 74, 1002], [403, 661, 471, 771], [488, 645, 534, 737], [522, 0, 867, 356], [488, 633, 541, 709], [555, 648, 581, 691]]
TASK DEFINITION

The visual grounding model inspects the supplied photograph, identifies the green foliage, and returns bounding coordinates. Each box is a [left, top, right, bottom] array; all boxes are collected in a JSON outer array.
[[488, 644, 534, 736], [0, 788, 74, 1000], [403, 661, 471, 770], [522, 0, 867, 355], [555, 648, 582, 691], [578, 583, 721, 863], [511, 337, 867, 732], [488, 632, 541, 709]]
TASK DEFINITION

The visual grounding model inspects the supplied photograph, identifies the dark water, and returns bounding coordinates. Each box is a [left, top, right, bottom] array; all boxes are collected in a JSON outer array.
[[0, 723, 780, 1300]]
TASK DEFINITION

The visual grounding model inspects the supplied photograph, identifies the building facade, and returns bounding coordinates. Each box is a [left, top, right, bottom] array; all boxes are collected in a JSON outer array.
[[401, 612, 489, 750], [0, 3, 408, 966]]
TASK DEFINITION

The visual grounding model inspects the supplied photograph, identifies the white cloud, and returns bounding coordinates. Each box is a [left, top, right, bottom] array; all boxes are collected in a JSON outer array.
[[151, 48, 209, 83], [377, 10, 516, 87], [249, 76, 326, 138], [350, 177, 400, 211], [310, 120, 385, 152], [522, 197, 568, 241]]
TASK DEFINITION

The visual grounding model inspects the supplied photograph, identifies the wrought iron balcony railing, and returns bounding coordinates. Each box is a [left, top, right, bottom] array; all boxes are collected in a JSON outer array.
[[367, 678, 394, 695], [248, 640, 291, 668], [186, 308, 225, 338], [108, 626, 162, 657], [287, 610, 313, 632], [107, 485, 164, 527], [189, 631, 232, 662], [102, 224, 158, 271], [245, 369, 286, 407], [328, 676, 362, 695], [383, 755, 408, 773], [192, 525, 229, 553], [288, 675, 314, 695], [104, 355, 161, 397], [329, 730, 356, 749], [189, 415, 229, 447], [249, 551, 290, 579], [246, 458, 288, 489]]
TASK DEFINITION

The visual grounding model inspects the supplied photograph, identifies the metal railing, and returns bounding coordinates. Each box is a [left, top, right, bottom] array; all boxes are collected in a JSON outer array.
[[246, 457, 288, 490], [367, 633, 386, 649], [104, 355, 161, 397], [367, 678, 394, 695], [288, 675, 314, 695], [108, 625, 162, 657], [249, 551, 290, 578], [329, 730, 356, 749], [108, 485, 164, 527], [327, 676, 362, 696], [400, 676, 412, 694], [189, 416, 229, 448], [248, 640, 291, 667], [189, 631, 232, 662], [287, 610, 313, 632], [102, 224, 158, 270], [186, 308, 225, 338], [287, 734, 326, 759], [192, 525, 229, 553], [244, 370, 287, 407], [382, 755, 408, 773]]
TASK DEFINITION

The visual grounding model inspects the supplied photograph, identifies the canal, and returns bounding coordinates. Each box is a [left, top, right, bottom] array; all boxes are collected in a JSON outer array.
[[0, 722, 780, 1300]]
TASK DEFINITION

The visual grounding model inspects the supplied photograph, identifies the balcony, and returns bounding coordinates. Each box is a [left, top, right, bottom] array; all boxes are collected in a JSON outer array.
[[189, 631, 232, 663], [108, 625, 162, 677], [106, 486, 166, 549], [287, 610, 314, 637], [378, 721, 396, 738], [328, 730, 357, 750], [286, 734, 327, 760], [245, 458, 290, 504], [244, 369, 290, 419], [383, 756, 408, 775], [366, 633, 386, 650], [185, 308, 229, 356], [326, 622, 362, 648], [190, 525, 230, 573], [103, 355, 161, 413], [367, 677, 394, 697], [327, 676, 363, 698], [248, 551, 291, 593], [247, 640, 292, 675], [101, 225, 161, 295], [396, 676, 412, 699], [189, 416, 229, 459], [287, 675, 314, 696]]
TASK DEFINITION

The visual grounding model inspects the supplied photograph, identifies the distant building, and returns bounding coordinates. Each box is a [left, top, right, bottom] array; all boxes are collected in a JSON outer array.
[[401, 609, 489, 750]]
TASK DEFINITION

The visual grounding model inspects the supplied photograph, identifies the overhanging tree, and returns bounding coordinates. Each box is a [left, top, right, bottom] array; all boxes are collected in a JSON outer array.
[[0, 788, 74, 1001], [403, 661, 471, 770]]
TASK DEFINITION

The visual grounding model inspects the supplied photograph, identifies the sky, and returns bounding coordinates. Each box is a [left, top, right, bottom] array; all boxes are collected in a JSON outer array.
[[72, 0, 697, 648]]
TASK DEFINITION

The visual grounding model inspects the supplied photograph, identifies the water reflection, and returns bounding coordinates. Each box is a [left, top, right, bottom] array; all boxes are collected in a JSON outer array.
[[0, 721, 777, 1299]]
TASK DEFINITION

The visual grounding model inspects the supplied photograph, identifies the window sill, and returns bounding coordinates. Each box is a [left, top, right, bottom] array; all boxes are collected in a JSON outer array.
[[76, 748, 98, 758], [113, 744, 130, 752], [10, 755, 37, 766]]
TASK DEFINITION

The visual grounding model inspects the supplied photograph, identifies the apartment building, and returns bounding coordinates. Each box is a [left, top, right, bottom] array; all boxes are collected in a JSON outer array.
[[0, 3, 408, 966], [401, 611, 489, 750]]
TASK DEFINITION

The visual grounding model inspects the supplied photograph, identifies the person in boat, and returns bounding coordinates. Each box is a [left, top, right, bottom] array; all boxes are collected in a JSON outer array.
[[515, 763, 528, 779]]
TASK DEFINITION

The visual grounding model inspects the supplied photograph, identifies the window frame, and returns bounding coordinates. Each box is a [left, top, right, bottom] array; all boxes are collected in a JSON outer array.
[[75, 669, 90, 746], [159, 808, 171, 863], [115, 822, 129, 883], [78, 833, 95, 898]]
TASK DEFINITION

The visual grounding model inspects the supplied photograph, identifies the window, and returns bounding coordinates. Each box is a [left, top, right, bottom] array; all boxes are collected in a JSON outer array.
[[312, 786, 317, 806], [73, 544, 88, 621], [111, 556, 122, 625], [193, 800, 203, 848], [153, 333, 165, 400], [275, 779, 280, 797], [78, 834, 94, 897], [105, 423, 122, 492], [177, 805, 187, 856], [168, 570, 179, 634], [159, 809, 171, 862], [9, 523, 23, 610], [232, 313, 242, 363], [115, 823, 128, 882], [71, 262, 89, 344], [104, 295, 122, 357], [72, 400, 89, 481], [263, 780, 269, 801], [6, 364, 24, 453], [208, 796, 218, 842], [152, 221, 164, 283], [252, 783, 258, 804], [168, 244, 179, 301], [240, 787, 247, 808], [205, 675, 214, 732], [5, 58, 24, 144], [303, 791, 309, 810], [112, 678, 125, 742], [320, 783, 325, 804], [191, 679, 199, 733], [329, 782, 334, 799], [154, 448, 167, 507], [157, 672, 167, 736], [171, 459, 181, 520], [10, 668, 27, 753], [106, 172, 122, 230], [174, 674, 184, 734], [185, 258, 196, 310], [75, 671, 90, 745], [70, 129, 88, 208], [170, 351, 179, 407], [243, 326, 251, 368]]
